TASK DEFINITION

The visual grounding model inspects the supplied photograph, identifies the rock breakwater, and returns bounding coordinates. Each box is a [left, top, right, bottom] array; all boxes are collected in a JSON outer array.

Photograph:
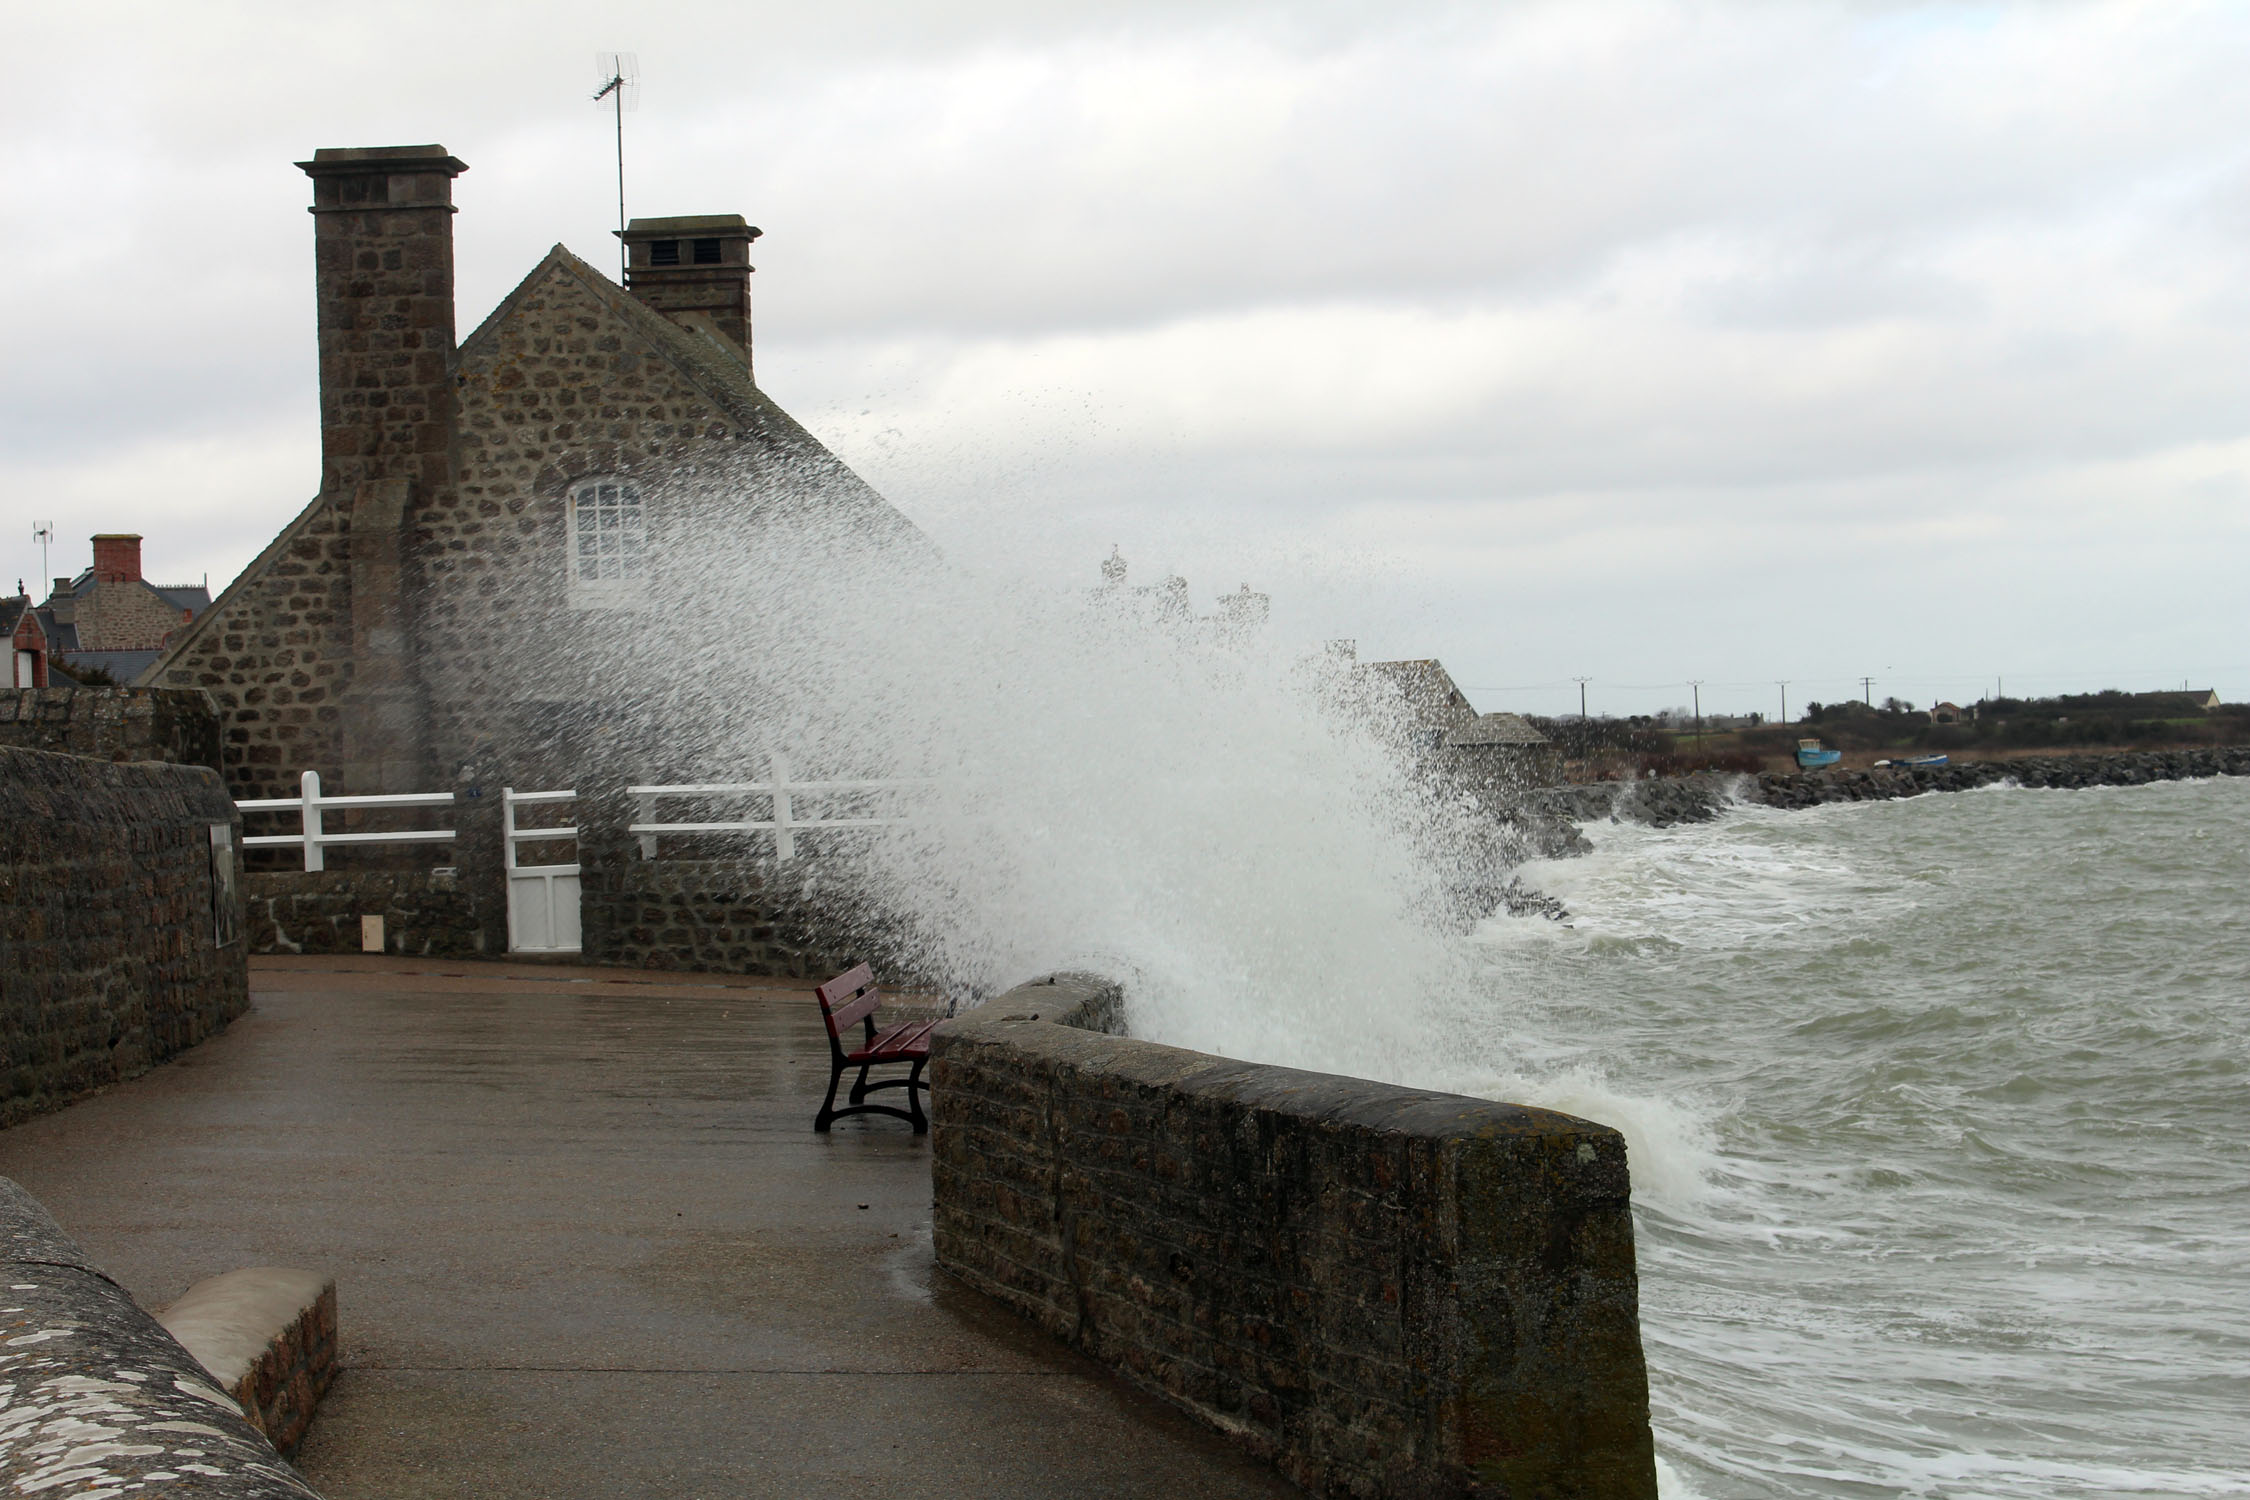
[[1746, 745, 2250, 809]]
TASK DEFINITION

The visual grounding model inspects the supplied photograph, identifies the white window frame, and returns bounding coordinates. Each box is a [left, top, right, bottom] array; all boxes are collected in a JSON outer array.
[[566, 478, 649, 610]]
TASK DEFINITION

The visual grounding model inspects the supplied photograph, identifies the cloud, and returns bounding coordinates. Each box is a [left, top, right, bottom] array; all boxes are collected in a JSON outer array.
[[2, 0, 2246, 714]]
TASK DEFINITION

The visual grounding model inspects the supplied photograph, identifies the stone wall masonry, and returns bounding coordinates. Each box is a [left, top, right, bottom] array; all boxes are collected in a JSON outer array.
[[931, 975, 1658, 1500], [0, 686, 223, 772], [0, 746, 249, 1128], [0, 1176, 322, 1497], [244, 869, 489, 958], [580, 854, 876, 979]]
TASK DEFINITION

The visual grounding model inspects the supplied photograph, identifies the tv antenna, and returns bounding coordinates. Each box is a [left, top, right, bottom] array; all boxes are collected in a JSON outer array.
[[30, 521, 53, 593], [593, 52, 640, 285]]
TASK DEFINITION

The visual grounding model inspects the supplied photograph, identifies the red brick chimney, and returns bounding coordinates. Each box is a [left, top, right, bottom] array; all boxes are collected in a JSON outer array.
[[91, 533, 143, 584]]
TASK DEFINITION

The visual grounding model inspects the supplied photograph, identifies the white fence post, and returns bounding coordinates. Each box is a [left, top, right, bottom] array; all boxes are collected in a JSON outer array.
[[636, 792, 657, 860], [770, 748, 796, 862], [301, 769, 325, 872]]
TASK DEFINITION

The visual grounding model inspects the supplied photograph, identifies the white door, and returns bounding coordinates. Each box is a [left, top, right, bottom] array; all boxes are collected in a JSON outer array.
[[507, 867, 582, 952], [503, 788, 581, 953], [13, 650, 34, 688]]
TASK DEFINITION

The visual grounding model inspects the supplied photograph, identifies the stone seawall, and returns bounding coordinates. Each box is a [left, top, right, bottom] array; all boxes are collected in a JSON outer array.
[[0, 686, 224, 772], [931, 974, 1658, 1500], [0, 746, 249, 1126]]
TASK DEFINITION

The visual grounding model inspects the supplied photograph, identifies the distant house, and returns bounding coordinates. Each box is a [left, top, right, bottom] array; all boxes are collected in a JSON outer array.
[[38, 534, 211, 684], [2127, 690, 2222, 715], [4, 595, 51, 688], [1095, 551, 1270, 640], [1928, 701, 1970, 725]]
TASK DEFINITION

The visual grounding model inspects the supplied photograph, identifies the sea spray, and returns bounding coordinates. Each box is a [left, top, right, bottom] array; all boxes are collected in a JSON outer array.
[[536, 492, 1507, 1081]]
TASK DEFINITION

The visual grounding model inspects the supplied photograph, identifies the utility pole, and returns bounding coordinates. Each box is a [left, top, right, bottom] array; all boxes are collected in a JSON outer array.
[[1572, 676, 1591, 720], [1778, 680, 1789, 725], [31, 522, 52, 593], [1689, 680, 1703, 740], [1862, 675, 1874, 708]]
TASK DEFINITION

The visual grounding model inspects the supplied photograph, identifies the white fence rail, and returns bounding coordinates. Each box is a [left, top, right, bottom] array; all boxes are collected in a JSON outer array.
[[630, 750, 928, 861], [236, 770, 456, 872], [236, 758, 925, 875]]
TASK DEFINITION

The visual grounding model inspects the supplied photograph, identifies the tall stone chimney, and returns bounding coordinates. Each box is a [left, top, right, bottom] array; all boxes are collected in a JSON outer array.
[[295, 144, 466, 794], [296, 145, 468, 498], [90, 534, 143, 584], [619, 215, 761, 370]]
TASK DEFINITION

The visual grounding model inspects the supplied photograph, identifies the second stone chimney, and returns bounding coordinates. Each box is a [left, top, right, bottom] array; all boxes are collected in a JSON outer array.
[[91, 533, 143, 584], [619, 215, 762, 370]]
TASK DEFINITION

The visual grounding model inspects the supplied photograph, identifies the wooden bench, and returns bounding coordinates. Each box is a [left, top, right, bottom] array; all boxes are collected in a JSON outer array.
[[813, 963, 934, 1133]]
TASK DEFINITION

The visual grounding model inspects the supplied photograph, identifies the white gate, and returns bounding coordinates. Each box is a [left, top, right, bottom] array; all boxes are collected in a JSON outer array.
[[504, 788, 580, 953]]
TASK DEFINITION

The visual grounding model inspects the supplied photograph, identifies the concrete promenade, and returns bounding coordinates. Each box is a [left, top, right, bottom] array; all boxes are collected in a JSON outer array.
[[0, 956, 1297, 1498]]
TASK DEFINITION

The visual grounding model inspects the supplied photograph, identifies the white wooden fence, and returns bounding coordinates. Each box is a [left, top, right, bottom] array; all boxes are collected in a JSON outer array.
[[628, 749, 927, 860], [236, 770, 456, 872], [237, 760, 922, 956]]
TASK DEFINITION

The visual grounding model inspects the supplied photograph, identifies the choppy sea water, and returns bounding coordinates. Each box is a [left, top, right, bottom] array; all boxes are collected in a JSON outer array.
[[1470, 776, 2250, 1499]]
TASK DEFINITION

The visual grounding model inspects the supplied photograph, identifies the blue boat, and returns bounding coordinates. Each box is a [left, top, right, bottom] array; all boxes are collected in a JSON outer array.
[[1796, 738, 1842, 769]]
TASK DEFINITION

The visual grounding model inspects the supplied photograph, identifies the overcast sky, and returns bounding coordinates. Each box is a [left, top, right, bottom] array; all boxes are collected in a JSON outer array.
[[5, 0, 2245, 718]]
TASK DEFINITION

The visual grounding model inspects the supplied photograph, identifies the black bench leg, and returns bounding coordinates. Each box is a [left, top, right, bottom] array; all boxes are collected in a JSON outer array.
[[814, 1057, 846, 1132], [907, 1057, 928, 1134], [849, 1061, 874, 1106]]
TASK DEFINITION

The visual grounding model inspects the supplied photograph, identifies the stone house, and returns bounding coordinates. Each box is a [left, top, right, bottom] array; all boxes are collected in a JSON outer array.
[[142, 144, 929, 801], [39, 534, 212, 683]]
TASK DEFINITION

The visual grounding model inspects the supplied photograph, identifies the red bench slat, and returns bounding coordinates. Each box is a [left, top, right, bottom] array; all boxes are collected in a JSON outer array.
[[850, 1019, 936, 1062], [816, 962, 881, 1035]]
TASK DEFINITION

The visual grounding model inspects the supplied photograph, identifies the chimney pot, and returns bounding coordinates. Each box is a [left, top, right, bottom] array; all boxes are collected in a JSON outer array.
[[91, 534, 143, 584]]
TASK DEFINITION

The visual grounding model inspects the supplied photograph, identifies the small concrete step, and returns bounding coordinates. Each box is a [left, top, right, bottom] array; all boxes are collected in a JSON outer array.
[[159, 1267, 338, 1455]]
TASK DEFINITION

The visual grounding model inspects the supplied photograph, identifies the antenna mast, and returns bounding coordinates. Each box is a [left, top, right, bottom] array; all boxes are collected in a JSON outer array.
[[31, 521, 53, 594], [593, 53, 639, 285]]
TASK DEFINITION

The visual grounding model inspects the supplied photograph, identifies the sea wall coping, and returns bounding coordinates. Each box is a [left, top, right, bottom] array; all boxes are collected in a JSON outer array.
[[0, 1176, 323, 1497]]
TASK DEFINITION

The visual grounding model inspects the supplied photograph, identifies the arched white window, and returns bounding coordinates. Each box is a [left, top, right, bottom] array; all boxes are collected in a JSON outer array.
[[567, 479, 647, 608]]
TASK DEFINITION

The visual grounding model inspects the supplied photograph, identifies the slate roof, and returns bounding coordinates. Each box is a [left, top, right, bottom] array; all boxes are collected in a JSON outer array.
[[61, 649, 162, 682], [1356, 659, 1480, 733]]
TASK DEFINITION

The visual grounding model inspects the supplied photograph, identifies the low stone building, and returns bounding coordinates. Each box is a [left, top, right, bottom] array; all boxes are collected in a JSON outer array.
[[142, 144, 929, 803], [1444, 710, 1560, 787]]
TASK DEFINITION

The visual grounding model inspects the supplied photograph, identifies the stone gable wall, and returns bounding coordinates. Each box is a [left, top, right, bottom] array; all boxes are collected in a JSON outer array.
[[150, 502, 358, 802], [933, 975, 1659, 1500], [420, 261, 758, 784], [0, 747, 249, 1127]]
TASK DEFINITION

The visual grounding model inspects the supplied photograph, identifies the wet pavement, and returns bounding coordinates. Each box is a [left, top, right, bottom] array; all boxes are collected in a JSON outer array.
[[0, 955, 1297, 1498]]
